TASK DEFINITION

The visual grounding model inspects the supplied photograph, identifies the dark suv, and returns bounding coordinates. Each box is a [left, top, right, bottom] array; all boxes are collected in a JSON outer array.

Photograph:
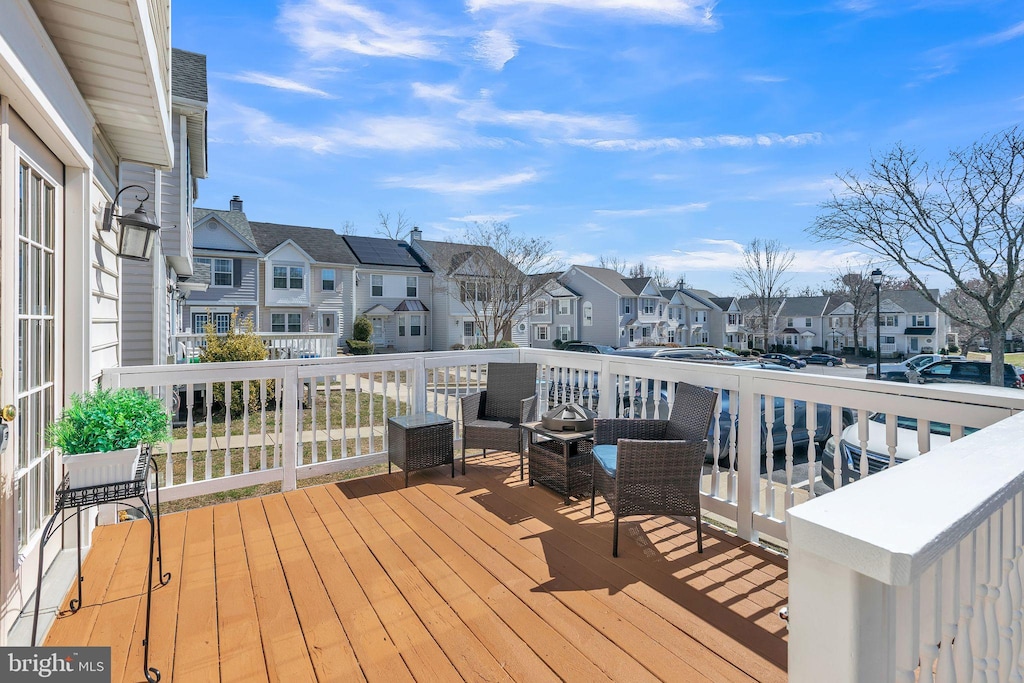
[[563, 342, 616, 354], [908, 360, 1023, 388]]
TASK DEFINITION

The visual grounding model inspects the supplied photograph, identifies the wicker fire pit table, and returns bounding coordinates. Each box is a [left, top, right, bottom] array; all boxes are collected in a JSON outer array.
[[522, 421, 594, 505]]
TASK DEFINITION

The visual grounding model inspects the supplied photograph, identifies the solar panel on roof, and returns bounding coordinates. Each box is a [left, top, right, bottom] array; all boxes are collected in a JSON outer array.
[[344, 236, 423, 267]]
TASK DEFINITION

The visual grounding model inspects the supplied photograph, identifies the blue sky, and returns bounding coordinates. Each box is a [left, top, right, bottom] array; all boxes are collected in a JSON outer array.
[[172, 0, 1024, 295]]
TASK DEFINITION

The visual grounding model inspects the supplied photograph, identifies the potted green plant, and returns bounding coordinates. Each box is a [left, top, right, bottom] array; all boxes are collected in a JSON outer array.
[[47, 388, 170, 489]]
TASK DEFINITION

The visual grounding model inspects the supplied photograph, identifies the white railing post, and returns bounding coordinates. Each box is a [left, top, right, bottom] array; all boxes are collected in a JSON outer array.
[[282, 365, 299, 492], [736, 371, 760, 543], [413, 356, 427, 415], [788, 547, 892, 683], [598, 356, 615, 419]]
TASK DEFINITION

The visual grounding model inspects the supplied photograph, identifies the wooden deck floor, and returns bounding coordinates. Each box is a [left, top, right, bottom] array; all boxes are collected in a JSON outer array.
[[45, 452, 788, 682]]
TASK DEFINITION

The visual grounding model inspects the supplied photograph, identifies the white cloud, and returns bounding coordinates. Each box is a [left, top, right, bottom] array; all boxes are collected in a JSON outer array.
[[648, 240, 868, 273], [743, 74, 788, 83], [448, 213, 520, 222], [593, 202, 709, 217], [473, 29, 519, 70], [382, 169, 539, 194], [566, 132, 823, 151], [411, 82, 462, 102], [229, 71, 335, 98], [214, 103, 463, 153], [280, 0, 442, 59], [467, 0, 719, 28], [459, 101, 636, 136]]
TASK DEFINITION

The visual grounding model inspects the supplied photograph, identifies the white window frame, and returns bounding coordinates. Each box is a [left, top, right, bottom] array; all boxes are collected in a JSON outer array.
[[410, 314, 422, 336], [273, 265, 287, 289], [287, 313, 302, 332], [805, 317, 812, 327], [623, 299, 631, 314], [271, 313, 286, 332], [289, 266, 304, 290], [464, 321, 476, 337], [642, 298, 655, 315], [535, 325, 548, 341], [193, 311, 209, 332], [372, 274, 383, 297], [214, 312, 231, 334], [558, 325, 572, 342], [557, 299, 571, 316], [406, 276, 417, 298], [582, 302, 593, 326], [321, 268, 336, 291], [213, 258, 233, 287], [535, 299, 547, 315]]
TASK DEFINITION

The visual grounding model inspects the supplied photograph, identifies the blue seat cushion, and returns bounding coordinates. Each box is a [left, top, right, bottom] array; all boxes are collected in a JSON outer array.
[[593, 444, 618, 477]]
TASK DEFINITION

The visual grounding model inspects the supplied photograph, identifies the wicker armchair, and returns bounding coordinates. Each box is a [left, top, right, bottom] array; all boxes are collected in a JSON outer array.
[[590, 381, 719, 557], [460, 362, 538, 476]]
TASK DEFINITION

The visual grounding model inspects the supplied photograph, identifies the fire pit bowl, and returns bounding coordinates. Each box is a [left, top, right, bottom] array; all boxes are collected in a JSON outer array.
[[541, 403, 597, 432]]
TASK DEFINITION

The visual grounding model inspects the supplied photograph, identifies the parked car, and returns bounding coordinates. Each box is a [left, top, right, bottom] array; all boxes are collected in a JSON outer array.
[[563, 342, 616, 354], [865, 353, 965, 380], [821, 413, 978, 488], [907, 360, 1023, 388], [610, 347, 718, 360], [803, 353, 843, 367], [760, 353, 806, 369]]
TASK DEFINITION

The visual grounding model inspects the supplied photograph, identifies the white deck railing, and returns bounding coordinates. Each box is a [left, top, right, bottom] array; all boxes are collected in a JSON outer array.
[[173, 332, 338, 361]]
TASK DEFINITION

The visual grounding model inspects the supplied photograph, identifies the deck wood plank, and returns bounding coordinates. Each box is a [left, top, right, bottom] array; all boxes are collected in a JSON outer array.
[[303, 486, 461, 682], [348, 477, 567, 683], [324, 482, 516, 683], [406, 476, 720, 683], [172, 506, 221, 683], [235, 498, 318, 683], [45, 522, 131, 648], [213, 504, 270, 683], [260, 494, 365, 682], [281, 490, 414, 683], [118, 511, 188, 683]]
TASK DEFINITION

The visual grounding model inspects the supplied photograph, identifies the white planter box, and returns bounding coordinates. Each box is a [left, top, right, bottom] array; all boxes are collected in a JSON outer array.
[[63, 445, 142, 489]]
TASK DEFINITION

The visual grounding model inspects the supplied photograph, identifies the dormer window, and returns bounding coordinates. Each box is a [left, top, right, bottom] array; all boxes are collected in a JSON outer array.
[[290, 267, 303, 289], [273, 266, 287, 289]]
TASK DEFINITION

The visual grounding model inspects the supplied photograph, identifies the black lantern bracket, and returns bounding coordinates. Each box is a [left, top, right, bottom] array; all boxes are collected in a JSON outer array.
[[102, 184, 162, 261]]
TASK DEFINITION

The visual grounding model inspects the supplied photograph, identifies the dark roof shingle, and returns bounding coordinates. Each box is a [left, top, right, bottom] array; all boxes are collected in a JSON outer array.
[[249, 222, 358, 266], [172, 49, 208, 102]]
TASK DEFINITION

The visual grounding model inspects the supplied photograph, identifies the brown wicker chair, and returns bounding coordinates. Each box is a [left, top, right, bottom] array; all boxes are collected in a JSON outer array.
[[590, 381, 719, 557], [460, 362, 538, 476]]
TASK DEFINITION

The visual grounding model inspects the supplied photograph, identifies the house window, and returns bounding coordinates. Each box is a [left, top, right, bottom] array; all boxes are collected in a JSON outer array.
[[701, 331, 710, 344], [271, 314, 285, 332], [695, 311, 707, 323], [192, 312, 209, 332], [535, 325, 548, 341], [786, 318, 794, 327], [583, 302, 593, 326], [272, 313, 302, 332], [410, 315, 422, 336], [882, 336, 896, 345], [289, 267, 303, 290], [641, 326, 651, 339], [913, 314, 930, 326], [460, 281, 490, 303], [215, 313, 231, 334], [321, 269, 335, 291], [657, 305, 663, 317], [464, 321, 475, 337], [878, 314, 899, 327], [557, 299, 571, 316], [398, 318, 406, 336], [728, 314, 737, 325], [629, 328, 635, 342], [536, 299, 547, 315], [213, 259, 233, 286], [372, 275, 383, 297], [406, 276, 417, 298], [273, 266, 287, 289], [289, 314, 301, 331], [558, 325, 572, 342], [667, 329, 675, 342], [805, 318, 812, 327], [623, 300, 631, 314], [642, 298, 655, 315]]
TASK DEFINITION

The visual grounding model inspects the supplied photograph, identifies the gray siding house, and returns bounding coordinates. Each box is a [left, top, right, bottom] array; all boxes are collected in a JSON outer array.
[[558, 265, 636, 348]]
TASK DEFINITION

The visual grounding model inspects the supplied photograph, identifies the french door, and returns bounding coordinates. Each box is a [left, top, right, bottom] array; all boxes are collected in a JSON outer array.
[[1, 107, 64, 631]]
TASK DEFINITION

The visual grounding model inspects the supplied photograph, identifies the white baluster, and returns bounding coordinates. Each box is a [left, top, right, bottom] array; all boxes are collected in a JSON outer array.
[[805, 401, 817, 499], [936, 549, 958, 683], [895, 582, 921, 683], [224, 380, 232, 475], [954, 533, 976, 683], [727, 389, 738, 503], [920, 563, 940, 683], [999, 500, 1015, 683], [242, 381, 251, 473], [970, 523, 990, 683], [259, 380, 267, 470], [783, 397, 795, 510], [985, 514, 1003, 683], [764, 394, 776, 520], [857, 408, 870, 482], [710, 390, 722, 496], [885, 411, 898, 469]]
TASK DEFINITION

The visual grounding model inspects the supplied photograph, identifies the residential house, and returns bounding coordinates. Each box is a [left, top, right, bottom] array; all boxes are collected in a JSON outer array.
[[558, 266, 639, 347], [777, 296, 834, 353], [1, 0, 172, 641], [410, 228, 534, 350], [249, 221, 359, 343], [343, 235, 432, 352], [828, 288, 949, 357], [705, 295, 748, 349], [187, 198, 263, 334], [517, 274, 580, 348], [676, 289, 717, 346], [738, 297, 785, 350], [121, 48, 208, 366]]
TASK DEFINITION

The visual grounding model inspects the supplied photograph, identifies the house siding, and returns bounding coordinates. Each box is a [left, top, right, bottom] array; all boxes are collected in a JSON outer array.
[[559, 269, 621, 347], [353, 270, 430, 351]]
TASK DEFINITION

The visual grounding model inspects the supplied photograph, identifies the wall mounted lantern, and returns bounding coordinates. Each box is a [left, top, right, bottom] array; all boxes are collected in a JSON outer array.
[[102, 184, 161, 261]]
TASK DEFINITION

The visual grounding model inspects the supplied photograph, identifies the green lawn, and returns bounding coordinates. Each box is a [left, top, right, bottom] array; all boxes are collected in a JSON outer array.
[[967, 352, 1024, 365]]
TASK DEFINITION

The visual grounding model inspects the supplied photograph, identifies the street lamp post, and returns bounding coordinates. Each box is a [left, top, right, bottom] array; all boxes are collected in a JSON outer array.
[[871, 268, 884, 379], [831, 326, 838, 353]]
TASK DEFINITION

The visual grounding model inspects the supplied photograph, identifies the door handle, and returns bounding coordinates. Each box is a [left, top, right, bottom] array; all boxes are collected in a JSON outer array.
[[1, 405, 16, 422]]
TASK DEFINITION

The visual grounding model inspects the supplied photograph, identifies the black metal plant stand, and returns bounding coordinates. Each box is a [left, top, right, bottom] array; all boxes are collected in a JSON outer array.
[[31, 446, 170, 683]]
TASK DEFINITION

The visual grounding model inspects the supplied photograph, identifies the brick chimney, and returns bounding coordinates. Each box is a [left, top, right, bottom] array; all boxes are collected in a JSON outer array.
[[410, 226, 422, 242], [229, 195, 243, 212]]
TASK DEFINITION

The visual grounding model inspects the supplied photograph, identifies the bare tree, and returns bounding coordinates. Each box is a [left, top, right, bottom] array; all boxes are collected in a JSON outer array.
[[376, 210, 412, 240], [429, 222, 561, 347], [733, 238, 794, 350], [823, 264, 884, 353], [626, 262, 671, 287], [338, 220, 357, 236], [941, 276, 1024, 353], [598, 255, 628, 273], [810, 127, 1024, 385]]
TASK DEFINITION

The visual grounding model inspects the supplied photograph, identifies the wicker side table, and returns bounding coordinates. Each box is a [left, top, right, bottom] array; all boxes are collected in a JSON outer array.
[[388, 412, 455, 487], [522, 422, 594, 505]]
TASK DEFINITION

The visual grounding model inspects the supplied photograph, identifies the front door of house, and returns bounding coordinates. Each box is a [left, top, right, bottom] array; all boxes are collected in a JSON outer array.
[[1, 108, 64, 634], [371, 317, 386, 345], [320, 312, 335, 335]]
